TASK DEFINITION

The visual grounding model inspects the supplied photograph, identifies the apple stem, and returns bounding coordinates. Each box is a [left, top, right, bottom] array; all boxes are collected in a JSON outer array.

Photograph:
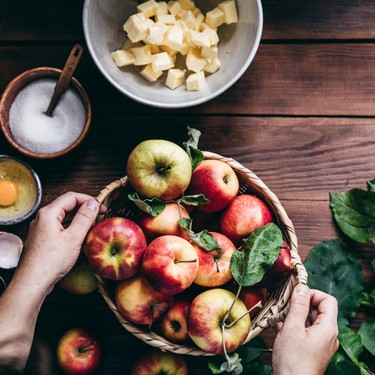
[[225, 300, 263, 329], [214, 258, 220, 273], [79, 343, 96, 353], [174, 259, 197, 264], [157, 165, 172, 174]]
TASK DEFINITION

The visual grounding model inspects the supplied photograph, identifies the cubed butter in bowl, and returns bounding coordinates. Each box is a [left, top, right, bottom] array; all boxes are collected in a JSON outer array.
[[83, 0, 263, 108]]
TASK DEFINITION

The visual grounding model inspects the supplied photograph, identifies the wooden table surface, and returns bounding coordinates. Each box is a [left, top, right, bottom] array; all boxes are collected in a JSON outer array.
[[1, 0, 374, 374]]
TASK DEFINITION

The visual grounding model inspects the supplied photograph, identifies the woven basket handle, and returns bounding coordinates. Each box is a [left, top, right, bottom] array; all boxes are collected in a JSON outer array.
[[95, 177, 127, 205]]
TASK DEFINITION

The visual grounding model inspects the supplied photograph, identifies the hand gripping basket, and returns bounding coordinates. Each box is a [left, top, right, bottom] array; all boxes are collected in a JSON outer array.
[[94, 151, 308, 356]]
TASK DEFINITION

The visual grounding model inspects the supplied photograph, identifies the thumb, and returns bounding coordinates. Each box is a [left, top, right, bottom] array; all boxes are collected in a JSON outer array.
[[66, 198, 100, 241], [283, 283, 311, 331]]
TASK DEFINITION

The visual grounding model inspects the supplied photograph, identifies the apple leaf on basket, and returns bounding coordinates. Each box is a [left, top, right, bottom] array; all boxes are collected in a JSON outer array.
[[330, 183, 375, 244], [304, 239, 364, 325], [178, 218, 222, 251], [183, 126, 204, 170], [128, 193, 166, 217], [230, 223, 284, 287]]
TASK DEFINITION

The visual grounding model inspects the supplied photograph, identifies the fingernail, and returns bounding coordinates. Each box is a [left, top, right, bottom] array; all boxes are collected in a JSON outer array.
[[295, 283, 310, 296], [86, 199, 99, 212]]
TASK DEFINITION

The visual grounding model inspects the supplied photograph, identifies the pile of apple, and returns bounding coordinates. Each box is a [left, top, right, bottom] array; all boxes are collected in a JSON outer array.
[[84, 134, 292, 356]]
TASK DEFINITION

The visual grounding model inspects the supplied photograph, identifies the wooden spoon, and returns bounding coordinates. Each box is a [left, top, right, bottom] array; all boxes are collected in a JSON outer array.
[[45, 44, 84, 117]]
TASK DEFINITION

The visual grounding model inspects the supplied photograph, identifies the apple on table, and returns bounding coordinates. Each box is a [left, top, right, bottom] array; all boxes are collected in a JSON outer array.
[[130, 348, 188, 375], [126, 139, 192, 201], [56, 327, 101, 375], [84, 217, 147, 281]]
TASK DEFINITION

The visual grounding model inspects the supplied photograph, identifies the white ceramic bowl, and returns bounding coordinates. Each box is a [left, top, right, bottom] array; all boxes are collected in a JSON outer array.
[[83, 0, 263, 108]]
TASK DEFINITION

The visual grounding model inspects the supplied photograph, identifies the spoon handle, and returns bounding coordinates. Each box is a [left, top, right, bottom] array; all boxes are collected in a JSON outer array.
[[45, 44, 84, 117]]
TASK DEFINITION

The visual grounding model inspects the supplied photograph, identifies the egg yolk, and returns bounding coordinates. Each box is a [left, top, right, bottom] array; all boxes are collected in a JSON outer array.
[[0, 179, 19, 206]]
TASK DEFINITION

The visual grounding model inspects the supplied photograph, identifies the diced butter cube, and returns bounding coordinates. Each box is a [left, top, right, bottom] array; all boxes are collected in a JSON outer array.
[[122, 40, 142, 50], [194, 13, 205, 30], [205, 7, 225, 28], [123, 13, 146, 33], [131, 45, 152, 65], [201, 26, 219, 45], [143, 40, 161, 54], [111, 49, 135, 67], [168, 1, 182, 15], [127, 20, 149, 43], [155, 13, 176, 25], [140, 63, 163, 82], [151, 51, 175, 71], [180, 10, 197, 29], [146, 22, 168, 45], [179, 42, 191, 55], [186, 48, 206, 72], [175, 20, 189, 34], [166, 68, 185, 89], [160, 44, 178, 57], [178, 0, 195, 11], [201, 45, 218, 59], [176, 9, 186, 19], [191, 30, 211, 47], [186, 71, 205, 91], [218, 0, 238, 24], [204, 56, 221, 73], [137, 0, 159, 18], [155, 1, 169, 15], [165, 26, 184, 51]]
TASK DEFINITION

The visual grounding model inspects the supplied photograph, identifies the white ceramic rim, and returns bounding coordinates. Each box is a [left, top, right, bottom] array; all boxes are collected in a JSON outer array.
[[82, 0, 264, 109]]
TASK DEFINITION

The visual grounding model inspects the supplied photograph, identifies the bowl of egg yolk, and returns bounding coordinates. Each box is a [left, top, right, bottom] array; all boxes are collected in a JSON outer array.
[[0, 155, 42, 225]]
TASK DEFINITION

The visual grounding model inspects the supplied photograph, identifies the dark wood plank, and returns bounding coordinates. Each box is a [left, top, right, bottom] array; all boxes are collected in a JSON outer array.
[[2, 44, 375, 116], [2, 0, 375, 41]]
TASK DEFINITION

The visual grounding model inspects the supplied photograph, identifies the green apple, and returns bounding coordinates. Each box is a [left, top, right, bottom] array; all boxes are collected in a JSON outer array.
[[59, 254, 97, 295], [126, 139, 192, 200]]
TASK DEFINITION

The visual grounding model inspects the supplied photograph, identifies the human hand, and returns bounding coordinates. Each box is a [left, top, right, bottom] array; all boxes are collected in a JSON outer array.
[[272, 283, 339, 375], [16, 192, 106, 293]]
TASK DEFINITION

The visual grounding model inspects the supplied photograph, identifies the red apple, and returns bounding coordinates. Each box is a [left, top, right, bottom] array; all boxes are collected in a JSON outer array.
[[141, 235, 199, 295], [126, 139, 192, 201], [116, 274, 173, 326], [186, 159, 239, 213], [59, 254, 97, 295], [84, 217, 147, 280], [160, 298, 191, 343], [130, 349, 188, 375], [239, 286, 268, 318], [193, 232, 236, 287], [56, 327, 101, 375], [261, 241, 292, 288], [188, 288, 250, 355], [137, 203, 190, 241], [219, 194, 273, 245]]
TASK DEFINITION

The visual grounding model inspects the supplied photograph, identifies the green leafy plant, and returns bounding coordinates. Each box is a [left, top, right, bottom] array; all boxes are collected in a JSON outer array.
[[305, 180, 375, 375]]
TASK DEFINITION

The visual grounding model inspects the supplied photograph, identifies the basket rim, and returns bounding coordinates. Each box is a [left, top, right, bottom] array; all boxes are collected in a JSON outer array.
[[94, 151, 308, 356]]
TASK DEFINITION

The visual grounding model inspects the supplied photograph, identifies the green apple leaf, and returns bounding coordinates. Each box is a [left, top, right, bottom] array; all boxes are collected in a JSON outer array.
[[367, 179, 375, 192], [304, 239, 364, 325], [230, 223, 284, 287], [178, 218, 221, 251], [238, 337, 271, 364], [361, 289, 375, 309], [358, 320, 375, 356], [329, 189, 375, 244], [338, 324, 364, 366], [128, 193, 165, 217], [208, 353, 243, 374], [179, 194, 210, 206], [326, 359, 362, 375], [183, 126, 204, 170]]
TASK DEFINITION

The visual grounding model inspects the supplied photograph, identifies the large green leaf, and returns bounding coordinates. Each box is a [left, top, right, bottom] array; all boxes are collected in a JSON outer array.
[[326, 359, 362, 375], [304, 239, 364, 325], [338, 324, 363, 365], [330, 189, 375, 244], [230, 223, 284, 287], [358, 320, 375, 356]]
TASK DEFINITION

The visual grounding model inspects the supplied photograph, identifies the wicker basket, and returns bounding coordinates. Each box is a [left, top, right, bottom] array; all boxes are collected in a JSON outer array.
[[94, 151, 308, 356]]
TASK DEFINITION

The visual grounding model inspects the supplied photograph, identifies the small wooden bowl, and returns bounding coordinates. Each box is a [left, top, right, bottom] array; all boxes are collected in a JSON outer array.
[[0, 67, 92, 159]]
